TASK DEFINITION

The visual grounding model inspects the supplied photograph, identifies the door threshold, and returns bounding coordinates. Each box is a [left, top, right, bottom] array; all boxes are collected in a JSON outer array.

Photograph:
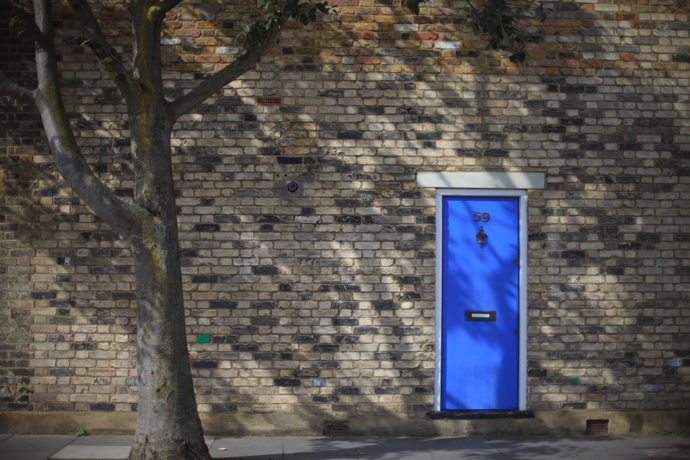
[[426, 410, 534, 420]]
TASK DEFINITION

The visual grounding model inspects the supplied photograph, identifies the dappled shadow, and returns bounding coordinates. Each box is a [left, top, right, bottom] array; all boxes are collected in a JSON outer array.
[[4, 0, 688, 426], [205, 435, 592, 460]]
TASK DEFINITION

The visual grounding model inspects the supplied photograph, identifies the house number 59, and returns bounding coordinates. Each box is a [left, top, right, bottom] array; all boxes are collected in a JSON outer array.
[[473, 212, 490, 222]]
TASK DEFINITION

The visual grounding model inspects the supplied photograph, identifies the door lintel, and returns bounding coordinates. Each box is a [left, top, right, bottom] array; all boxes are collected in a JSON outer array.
[[418, 171, 545, 190]]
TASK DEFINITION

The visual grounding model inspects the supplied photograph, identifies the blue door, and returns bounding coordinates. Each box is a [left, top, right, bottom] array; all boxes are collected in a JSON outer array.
[[441, 196, 519, 410]]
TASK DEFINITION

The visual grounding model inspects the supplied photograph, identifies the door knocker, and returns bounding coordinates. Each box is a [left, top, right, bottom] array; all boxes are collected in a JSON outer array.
[[476, 226, 487, 250]]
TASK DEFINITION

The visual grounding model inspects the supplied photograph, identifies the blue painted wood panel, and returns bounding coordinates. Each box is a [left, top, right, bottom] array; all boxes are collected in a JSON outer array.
[[441, 196, 519, 410]]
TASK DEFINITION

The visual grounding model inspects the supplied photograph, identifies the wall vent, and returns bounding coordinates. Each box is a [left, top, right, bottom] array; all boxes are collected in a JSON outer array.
[[324, 420, 350, 437], [257, 97, 281, 106], [586, 419, 609, 435]]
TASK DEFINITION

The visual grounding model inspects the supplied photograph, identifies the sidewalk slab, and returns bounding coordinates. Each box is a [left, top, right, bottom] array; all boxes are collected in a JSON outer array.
[[422, 437, 506, 460], [63, 436, 133, 447], [487, 436, 577, 459], [284, 437, 355, 460], [51, 435, 133, 460], [50, 445, 130, 460], [554, 436, 649, 460], [209, 437, 283, 459], [50, 436, 214, 460], [0, 435, 76, 460], [2, 434, 688, 460], [622, 436, 690, 448], [351, 438, 433, 460], [620, 435, 690, 460]]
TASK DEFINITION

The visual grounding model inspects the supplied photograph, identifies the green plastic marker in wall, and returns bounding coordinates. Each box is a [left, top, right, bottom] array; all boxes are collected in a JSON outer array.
[[567, 377, 579, 384], [198, 335, 210, 343]]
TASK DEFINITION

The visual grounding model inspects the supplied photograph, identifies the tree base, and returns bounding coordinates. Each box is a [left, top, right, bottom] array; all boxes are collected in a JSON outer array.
[[128, 436, 211, 460]]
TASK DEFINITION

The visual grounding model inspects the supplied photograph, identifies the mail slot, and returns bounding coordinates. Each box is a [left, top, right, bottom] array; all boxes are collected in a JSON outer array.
[[465, 310, 496, 321]]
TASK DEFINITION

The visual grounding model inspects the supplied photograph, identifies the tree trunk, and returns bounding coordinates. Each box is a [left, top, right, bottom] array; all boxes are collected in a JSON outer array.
[[127, 188, 210, 460], [0, 1, 264, 458], [126, 120, 210, 459]]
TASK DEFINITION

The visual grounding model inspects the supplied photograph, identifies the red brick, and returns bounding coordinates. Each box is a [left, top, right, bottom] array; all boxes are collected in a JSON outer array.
[[414, 32, 438, 40], [356, 56, 381, 64]]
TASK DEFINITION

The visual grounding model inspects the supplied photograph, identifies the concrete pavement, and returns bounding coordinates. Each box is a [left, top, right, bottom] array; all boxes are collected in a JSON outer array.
[[0, 433, 687, 460]]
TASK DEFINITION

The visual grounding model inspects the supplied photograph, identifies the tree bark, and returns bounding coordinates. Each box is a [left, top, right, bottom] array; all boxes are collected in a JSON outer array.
[[128, 203, 209, 460], [121, 3, 211, 455], [125, 90, 210, 460]]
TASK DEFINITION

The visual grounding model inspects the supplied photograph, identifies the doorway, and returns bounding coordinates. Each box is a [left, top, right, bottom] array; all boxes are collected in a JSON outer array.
[[434, 189, 528, 411]]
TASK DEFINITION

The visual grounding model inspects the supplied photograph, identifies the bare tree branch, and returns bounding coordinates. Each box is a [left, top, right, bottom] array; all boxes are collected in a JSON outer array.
[[0, 70, 36, 104], [0, 0, 50, 48], [30, 0, 147, 238], [128, 0, 181, 18], [36, 97, 151, 238], [65, 0, 133, 101], [128, 0, 166, 99], [156, 0, 182, 15], [170, 26, 282, 119]]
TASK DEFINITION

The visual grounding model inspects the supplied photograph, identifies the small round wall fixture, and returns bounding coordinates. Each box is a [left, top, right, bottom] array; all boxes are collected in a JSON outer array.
[[287, 181, 299, 193]]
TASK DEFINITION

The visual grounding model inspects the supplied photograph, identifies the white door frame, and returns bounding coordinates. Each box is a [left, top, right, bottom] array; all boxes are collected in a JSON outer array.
[[433, 188, 528, 411]]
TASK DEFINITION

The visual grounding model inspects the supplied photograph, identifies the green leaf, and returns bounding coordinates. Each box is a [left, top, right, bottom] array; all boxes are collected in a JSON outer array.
[[75, 428, 87, 436]]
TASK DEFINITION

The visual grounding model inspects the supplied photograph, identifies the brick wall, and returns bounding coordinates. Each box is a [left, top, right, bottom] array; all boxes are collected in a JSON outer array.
[[1, 8, 41, 410], [1, 0, 689, 418]]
